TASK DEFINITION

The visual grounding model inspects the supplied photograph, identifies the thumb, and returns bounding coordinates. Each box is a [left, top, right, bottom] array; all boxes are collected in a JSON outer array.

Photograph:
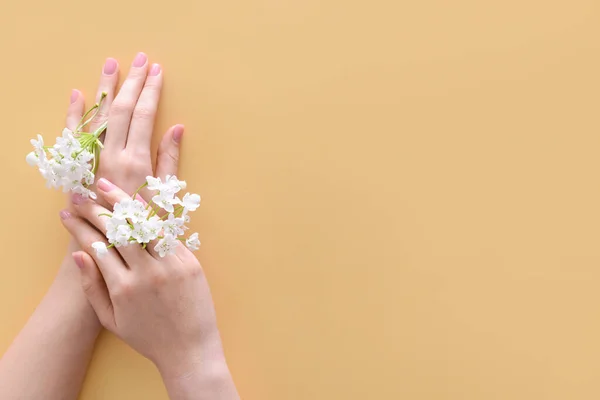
[[72, 251, 116, 330], [155, 124, 183, 180]]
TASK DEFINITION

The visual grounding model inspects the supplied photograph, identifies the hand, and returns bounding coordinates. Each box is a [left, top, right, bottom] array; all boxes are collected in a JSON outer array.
[[58, 52, 183, 297], [67, 52, 182, 202], [61, 180, 239, 399]]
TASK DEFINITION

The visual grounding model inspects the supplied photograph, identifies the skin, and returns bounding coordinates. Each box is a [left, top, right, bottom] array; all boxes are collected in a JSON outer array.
[[63, 179, 239, 400], [0, 53, 210, 399]]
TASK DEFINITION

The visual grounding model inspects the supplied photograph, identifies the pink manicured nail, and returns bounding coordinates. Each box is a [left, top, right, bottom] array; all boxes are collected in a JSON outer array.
[[70, 89, 78, 104], [72, 253, 84, 269], [59, 210, 71, 220], [133, 52, 147, 68], [173, 125, 184, 144], [149, 63, 161, 76], [97, 178, 114, 192], [103, 58, 118, 75], [71, 193, 85, 205]]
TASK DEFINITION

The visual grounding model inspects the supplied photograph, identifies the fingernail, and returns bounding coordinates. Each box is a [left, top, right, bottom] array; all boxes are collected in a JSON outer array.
[[70, 89, 78, 104], [72, 253, 84, 269], [173, 125, 184, 144], [59, 210, 71, 220], [149, 63, 161, 76], [133, 52, 147, 68], [103, 58, 118, 75], [97, 178, 114, 192], [135, 194, 147, 204], [71, 193, 85, 205]]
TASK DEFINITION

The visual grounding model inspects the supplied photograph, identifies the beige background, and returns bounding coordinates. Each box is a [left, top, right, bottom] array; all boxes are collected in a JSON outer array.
[[1, 0, 600, 399]]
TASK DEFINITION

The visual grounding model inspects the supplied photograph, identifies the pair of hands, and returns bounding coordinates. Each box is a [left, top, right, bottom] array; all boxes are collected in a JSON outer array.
[[58, 53, 225, 382]]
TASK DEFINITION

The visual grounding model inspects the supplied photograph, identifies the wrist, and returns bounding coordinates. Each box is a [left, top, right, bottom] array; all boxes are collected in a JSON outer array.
[[155, 332, 226, 379], [49, 239, 101, 333], [157, 351, 237, 400]]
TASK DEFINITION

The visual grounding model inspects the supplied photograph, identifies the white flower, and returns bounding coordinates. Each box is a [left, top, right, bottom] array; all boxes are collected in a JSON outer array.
[[26, 152, 39, 166], [114, 225, 133, 246], [131, 222, 152, 243], [163, 213, 185, 236], [185, 233, 201, 251], [152, 191, 179, 213], [106, 218, 129, 245], [146, 175, 186, 195], [127, 213, 163, 243], [144, 216, 164, 241], [146, 176, 162, 191], [55, 128, 81, 157], [30, 134, 44, 157], [92, 242, 108, 258], [108, 198, 149, 223], [164, 175, 186, 193], [154, 234, 179, 257], [181, 193, 201, 212], [71, 184, 97, 199]]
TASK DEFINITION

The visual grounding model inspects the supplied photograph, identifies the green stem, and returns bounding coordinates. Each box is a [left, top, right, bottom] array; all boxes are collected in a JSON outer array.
[[131, 182, 149, 200], [93, 120, 108, 138], [77, 92, 108, 131]]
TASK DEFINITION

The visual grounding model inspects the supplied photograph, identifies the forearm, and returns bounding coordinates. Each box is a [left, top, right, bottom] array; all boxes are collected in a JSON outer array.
[[0, 246, 101, 400]]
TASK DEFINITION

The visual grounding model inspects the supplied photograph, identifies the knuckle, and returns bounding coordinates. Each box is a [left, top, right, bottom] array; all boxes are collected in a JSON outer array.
[[92, 109, 109, 123], [187, 260, 203, 277], [113, 280, 135, 299], [124, 157, 150, 174], [132, 106, 156, 120], [110, 101, 133, 115], [81, 279, 95, 295], [143, 80, 162, 90], [159, 149, 178, 166], [150, 270, 168, 287]]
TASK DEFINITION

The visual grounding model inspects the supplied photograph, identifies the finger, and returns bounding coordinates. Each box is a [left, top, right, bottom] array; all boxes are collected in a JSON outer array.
[[88, 58, 120, 134], [60, 209, 126, 289], [71, 193, 149, 265], [105, 52, 148, 150], [73, 251, 116, 330], [65, 89, 85, 131], [155, 124, 183, 180], [126, 63, 163, 152]]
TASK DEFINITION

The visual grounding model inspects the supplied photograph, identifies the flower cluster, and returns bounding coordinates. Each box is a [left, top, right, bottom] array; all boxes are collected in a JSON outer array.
[[92, 175, 201, 258], [26, 93, 108, 199]]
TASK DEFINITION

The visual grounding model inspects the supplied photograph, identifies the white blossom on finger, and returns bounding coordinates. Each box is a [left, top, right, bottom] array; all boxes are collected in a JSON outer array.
[[163, 213, 185, 236], [131, 222, 153, 243], [112, 199, 135, 220], [92, 242, 108, 258], [144, 216, 164, 241], [106, 218, 128, 244], [129, 200, 150, 224], [152, 192, 178, 213], [164, 175, 186, 193], [114, 225, 133, 246], [146, 176, 162, 191], [154, 234, 179, 257]]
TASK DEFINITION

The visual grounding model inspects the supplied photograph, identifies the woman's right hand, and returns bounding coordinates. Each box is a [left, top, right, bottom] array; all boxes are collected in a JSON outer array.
[[61, 179, 239, 400]]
